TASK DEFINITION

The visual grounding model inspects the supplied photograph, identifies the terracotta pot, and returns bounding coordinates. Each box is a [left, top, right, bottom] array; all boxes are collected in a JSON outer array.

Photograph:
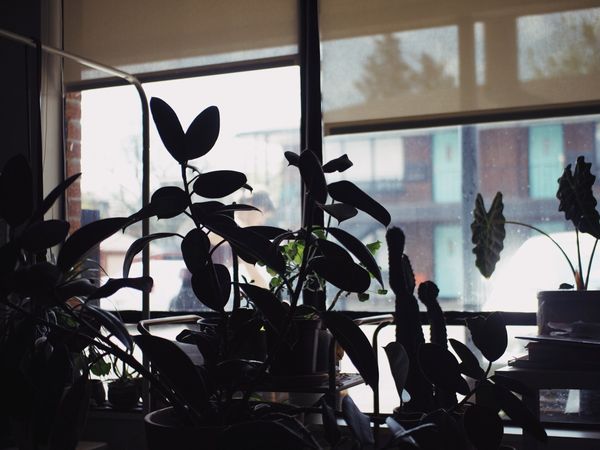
[[537, 290, 600, 335]]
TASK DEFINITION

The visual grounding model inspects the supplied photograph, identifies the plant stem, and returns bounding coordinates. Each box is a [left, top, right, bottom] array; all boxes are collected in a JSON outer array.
[[576, 229, 584, 290], [585, 239, 599, 290]]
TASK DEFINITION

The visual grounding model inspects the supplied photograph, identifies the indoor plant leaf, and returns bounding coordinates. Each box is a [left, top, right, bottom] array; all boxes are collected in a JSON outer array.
[[322, 311, 378, 388], [299, 149, 328, 204], [150, 186, 189, 219], [448, 338, 486, 380], [0, 154, 33, 227], [123, 232, 179, 278], [341, 395, 374, 446], [192, 170, 248, 198], [310, 254, 371, 293], [418, 343, 470, 395], [87, 276, 153, 301], [466, 312, 507, 363], [191, 263, 231, 312], [322, 153, 353, 173], [240, 283, 287, 335], [19, 219, 70, 252], [57, 217, 128, 272], [84, 304, 134, 351], [30, 172, 81, 223], [245, 225, 288, 240], [55, 278, 97, 301], [471, 192, 506, 278], [327, 227, 384, 287], [463, 404, 504, 450], [150, 97, 186, 163], [190, 200, 226, 221], [284, 150, 300, 167], [557, 155, 600, 239], [383, 342, 410, 400], [328, 180, 391, 227], [180, 228, 210, 274], [316, 202, 358, 223], [185, 105, 220, 161]]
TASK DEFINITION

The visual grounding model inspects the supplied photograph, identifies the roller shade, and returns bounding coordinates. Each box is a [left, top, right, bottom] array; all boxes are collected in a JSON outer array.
[[63, 0, 298, 83], [321, 0, 600, 130]]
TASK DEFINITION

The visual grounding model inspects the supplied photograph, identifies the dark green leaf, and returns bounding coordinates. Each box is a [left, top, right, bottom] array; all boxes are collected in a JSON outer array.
[[323, 311, 378, 388], [317, 202, 358, 223], [557, 156, 600, 238], [449, 338, 485, 380], [85, 305, 133, 351], [299, 150, 328, 204], [150, 97, 186, 163], [328, 180, 391, 227], [87, 276, 153, 300], [185, 105, 220, 161], [384, 342, 409, 400], [31, 172, 81, 223], [20, 220, 69, 252], [58, 217, 128, 271], [418, 343, 470, 395], [311, 256, 371, 293], [322, 154, 353, 173], [464, 404, 504, 450], [491, 374, 535, 398], [246, 225, 288, 240], [471, 193, 506, 278], [191, 263, 231, 312], [240, 283, 287, 335], [55, 278, 97, 301], [123, 232, 179, 278], [151, 186, 189, 219], [192, 170, 247, 198], [342, 395, 374, 446], [328, 227, 384, 287], [467, 312, 507, 362], [284, 151, 300, 167], [0, 155, 33, 226], [190, 200, 226, 222], [181, 229, 210, 274]]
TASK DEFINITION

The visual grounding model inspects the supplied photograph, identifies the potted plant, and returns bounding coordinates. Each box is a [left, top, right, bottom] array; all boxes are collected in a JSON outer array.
[[471, 155, 600, 335]]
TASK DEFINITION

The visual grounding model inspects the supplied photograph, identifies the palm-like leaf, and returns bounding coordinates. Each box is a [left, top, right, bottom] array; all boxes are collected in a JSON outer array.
[[471, 192, 506, 278]]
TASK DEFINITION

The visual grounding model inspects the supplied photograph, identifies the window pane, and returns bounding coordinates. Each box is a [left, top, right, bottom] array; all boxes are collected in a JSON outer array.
[[324, 114, 600, 312]]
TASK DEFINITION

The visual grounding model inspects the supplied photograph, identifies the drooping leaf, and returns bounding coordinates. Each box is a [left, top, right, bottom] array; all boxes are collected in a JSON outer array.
[[328, 227, 384, 287], [190, 200, 226, 222], [84, 305, 134, 351], [466, 312, 507, 362], [49, 374, 89, 450], [463, 404, 504, 450], [57, 217, 128, 271], [191, 263, 231, 312], [284, 151, 300, 167], [180, 229, 210, 274], [323, 311, 378, 388], [87, 276, 153, 301], [328, 180, 391, 227], [151, 186, 189, 219], [449, 338, 486, 380], [31, 172, 81, 223], [123, 232, 179, 278], [342, 395, 374, 446], [316, 202, 358, 223], [55, 278, 97, 301], [192, 170, 247, 198], [384, 342, 410, 400], [150, 97, 186, 163], [240, 283, 287, 335], [185, 105, 220, 161], [20, 220, 70, 252], [0, 154, 33, 226], [320, 398, 341, 447], [384, 417, 432, 449], [246, 225, 288, 240], [299, 150, 328, 204], [557, 156, 600, 238], [311, 256, 371, 293], [322, 154, 353, 173], [471, 193, 506, 278], [418, 343, 470, 395]]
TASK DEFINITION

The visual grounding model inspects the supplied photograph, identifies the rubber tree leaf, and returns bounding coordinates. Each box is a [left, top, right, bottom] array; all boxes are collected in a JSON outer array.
[[311, 256, 371, 293], [20, 220, 70, 252], [342, 395, 374, 446], [190, 200, 226, 221], [0, 154, 33, 227], [240, 283, 287, 336], [191, 263, 231, 312], [557, 156, 600, 238], [84, 304, 133, 351], [31, 172, 81, 223], [471, 192, 506, 278], [384, 342, 410, 400], [448, 338, 486, 380], [466, 312, 507, 363], [418, 343, 470, 395], [87, 276, 153, 301], [323, 311, 378, 388], [299, 150, 328, 204], [322, 153, 353, 173], [317, 202, 358, 223], [180, 228, 210, 275], [151, 186, 189, 219], [328, 180, 391, 227], [185, 105, 220, 161], [245, 225, 288, 240], [192, 170, 248, 198], [150, 97, 186, 163], [464, 404, 504, 450], [57, 217, 128, 272], [328, 227, 384, 287], [284, 151, 300, 167], [123, 232, 179, 278]]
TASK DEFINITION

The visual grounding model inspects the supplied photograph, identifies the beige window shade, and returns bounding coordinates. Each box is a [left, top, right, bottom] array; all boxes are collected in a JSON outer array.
[[63, 0, 298, 83], [321, 0, 600, 131]]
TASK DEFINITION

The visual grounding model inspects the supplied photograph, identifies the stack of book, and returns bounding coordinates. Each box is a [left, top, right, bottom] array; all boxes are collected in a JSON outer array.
[[509, 335, 600, 370]]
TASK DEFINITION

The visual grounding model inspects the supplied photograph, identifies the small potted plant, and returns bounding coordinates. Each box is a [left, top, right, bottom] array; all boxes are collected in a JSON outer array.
[[471, 155, 600, 336]]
